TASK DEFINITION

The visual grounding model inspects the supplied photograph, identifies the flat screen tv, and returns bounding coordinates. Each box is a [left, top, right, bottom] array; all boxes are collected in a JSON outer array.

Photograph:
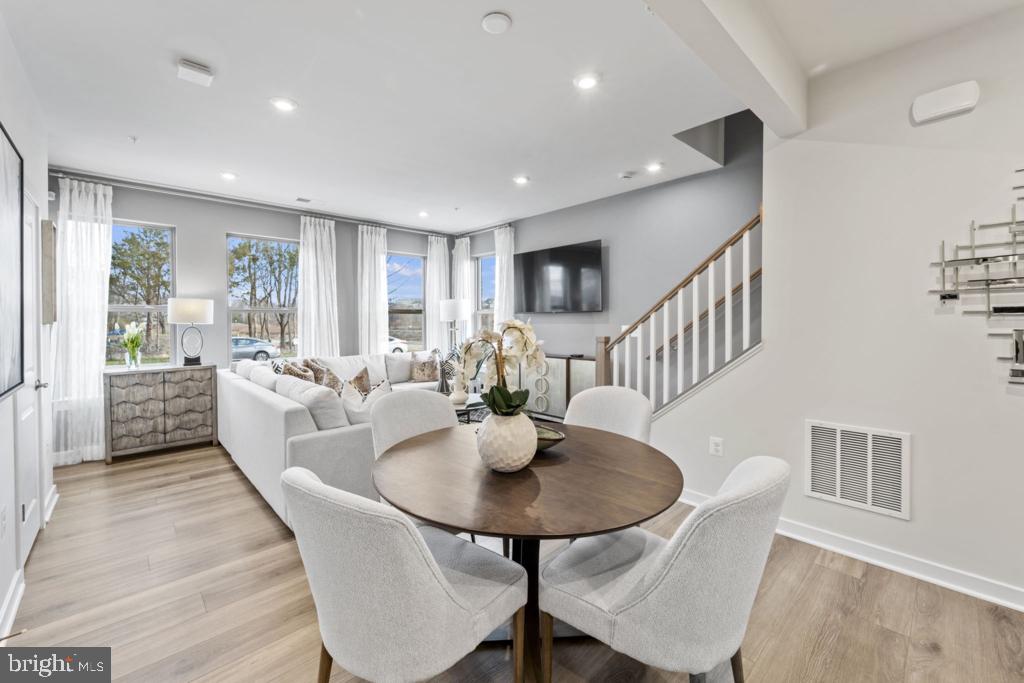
[[514, 240, 603, 313]]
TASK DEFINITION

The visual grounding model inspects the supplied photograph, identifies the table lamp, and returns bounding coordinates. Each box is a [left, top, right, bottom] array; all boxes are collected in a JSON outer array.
[[168, 297, 214, 366], [440, 298, 472, 350]]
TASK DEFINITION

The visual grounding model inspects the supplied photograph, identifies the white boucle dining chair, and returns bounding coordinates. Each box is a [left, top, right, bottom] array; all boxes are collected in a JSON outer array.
[[371, 390, 458, 458], [282, 467, 528, 683], [563, 386, 653, 443], [538, 456, 790, 683]]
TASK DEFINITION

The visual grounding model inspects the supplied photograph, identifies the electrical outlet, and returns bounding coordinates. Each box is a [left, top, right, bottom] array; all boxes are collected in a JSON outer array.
[[709, 436, 724, 457]]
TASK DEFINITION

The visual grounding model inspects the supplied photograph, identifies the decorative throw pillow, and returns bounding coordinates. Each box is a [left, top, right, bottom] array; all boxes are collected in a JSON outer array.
[[341, 379, 392, 424], [276, 375, 349, 430], [412, 357, 438, 383], [384, 352, 414, 384], [322, 367, 344, 394], [270, 358, 287, 374], [282, 361, 314, 383], [349, 366, 371, 394], [440, 348, 460, 381], [303, 358, 327, 385]]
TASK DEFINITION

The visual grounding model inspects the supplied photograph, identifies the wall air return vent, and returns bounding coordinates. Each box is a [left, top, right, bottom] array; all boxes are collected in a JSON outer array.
[[805, 420, 910, 520]]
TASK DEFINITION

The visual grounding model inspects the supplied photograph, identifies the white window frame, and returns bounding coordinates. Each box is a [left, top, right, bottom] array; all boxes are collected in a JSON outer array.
[[226, 233, 300, 359], [386, 250, 427, 351], [476, 252, 495, 330], [107, 219, 177, 364]]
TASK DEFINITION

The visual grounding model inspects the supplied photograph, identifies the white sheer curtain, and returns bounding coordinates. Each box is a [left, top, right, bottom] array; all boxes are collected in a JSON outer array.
[[357, 224, 388, 354], [53, 178, 113, 465], [493, 224, 515, 329], [298, 215, 340, 358], [424, 235, 450, 352], [451, 237, 474, 341]]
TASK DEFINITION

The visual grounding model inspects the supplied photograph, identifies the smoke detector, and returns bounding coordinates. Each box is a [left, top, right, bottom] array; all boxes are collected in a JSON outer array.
[[482, 12, 512, 34], [177, 59, 214, 87]]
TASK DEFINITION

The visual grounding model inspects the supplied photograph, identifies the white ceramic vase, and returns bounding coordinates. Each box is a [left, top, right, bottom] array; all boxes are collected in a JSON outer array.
[[449, 378, 469, 405], [476, 412, 537, 473]]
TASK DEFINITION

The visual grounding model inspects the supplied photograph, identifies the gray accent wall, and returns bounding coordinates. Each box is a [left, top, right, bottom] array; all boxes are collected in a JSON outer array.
[[472, 110, 762, 355], [47, 182, 430, 366]]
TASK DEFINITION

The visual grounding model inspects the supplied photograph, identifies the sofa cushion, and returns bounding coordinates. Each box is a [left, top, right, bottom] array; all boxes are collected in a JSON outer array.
[[235, 359, 263, 379], [385, 352, 414, 383], [364, 354, 388, 385], [276, 375, 350, 430], [319, 355, 367, 383], [250, 365, 280, 391], [341, 379, 392, 424], [391, 381, 439, 392]]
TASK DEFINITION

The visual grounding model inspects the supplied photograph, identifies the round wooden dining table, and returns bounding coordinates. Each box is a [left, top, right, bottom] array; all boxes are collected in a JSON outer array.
[[373, 422, 684, 675]]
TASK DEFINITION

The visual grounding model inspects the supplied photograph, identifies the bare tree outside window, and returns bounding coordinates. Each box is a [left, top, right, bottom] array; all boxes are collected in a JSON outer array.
[[107, 223, 174, 365], [227, 235, 299, 357]]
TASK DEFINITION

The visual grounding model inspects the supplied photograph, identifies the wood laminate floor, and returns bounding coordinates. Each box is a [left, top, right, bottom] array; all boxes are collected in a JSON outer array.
[[9, 445, 1024, 682]]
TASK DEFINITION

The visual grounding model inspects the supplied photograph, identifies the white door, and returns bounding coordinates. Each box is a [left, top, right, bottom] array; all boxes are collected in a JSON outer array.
[[14, 193, 40, 564]]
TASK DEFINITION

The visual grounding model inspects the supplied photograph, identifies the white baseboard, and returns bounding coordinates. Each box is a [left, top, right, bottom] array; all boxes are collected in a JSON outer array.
[[680, 490, 1024, 613], [43, 484, 59, 525], [0, 569, 25, 646]]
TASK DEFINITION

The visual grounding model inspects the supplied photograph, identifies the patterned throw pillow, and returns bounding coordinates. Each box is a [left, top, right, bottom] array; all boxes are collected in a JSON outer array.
[[349, 366, 371, 394], [412, 358, 438, 383], [270, 358, 287, 374], [303, 358, 327, 385], [440, 348, 460, 381], [281, 361, 314, 383], [341, 379, 392, 424]]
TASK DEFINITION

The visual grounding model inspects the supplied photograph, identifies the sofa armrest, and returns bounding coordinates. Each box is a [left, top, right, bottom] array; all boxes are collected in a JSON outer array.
[[286, 423, 377, 500]]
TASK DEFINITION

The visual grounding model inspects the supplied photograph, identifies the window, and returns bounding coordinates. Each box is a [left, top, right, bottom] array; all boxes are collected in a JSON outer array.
[[477, 254, 495, 331], [387, 253, 425, 352], [227, 235, 299, 359], [107, 223, 174, 365]]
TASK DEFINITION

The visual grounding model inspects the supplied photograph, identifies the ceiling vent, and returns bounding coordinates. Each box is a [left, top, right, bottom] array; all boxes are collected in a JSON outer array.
[[177, 59, 214, 87], [805, 419, 910, 520]]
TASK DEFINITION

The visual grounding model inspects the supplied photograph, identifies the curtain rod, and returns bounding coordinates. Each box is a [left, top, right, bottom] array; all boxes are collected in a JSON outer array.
[[47, 167, 449, 239], [454, 222, 512, 239]]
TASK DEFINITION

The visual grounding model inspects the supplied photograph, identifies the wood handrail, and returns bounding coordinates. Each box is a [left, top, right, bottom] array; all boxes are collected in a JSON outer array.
[[650, 268, 762, 359], [608, 213, 761, 349]]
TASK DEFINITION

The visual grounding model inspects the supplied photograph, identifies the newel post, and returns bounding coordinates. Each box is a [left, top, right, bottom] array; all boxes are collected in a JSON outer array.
[[595, 336, 612, 386]]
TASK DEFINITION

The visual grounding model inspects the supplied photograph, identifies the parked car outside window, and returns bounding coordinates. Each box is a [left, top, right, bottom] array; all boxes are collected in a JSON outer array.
[[231, 337, 282, 361]]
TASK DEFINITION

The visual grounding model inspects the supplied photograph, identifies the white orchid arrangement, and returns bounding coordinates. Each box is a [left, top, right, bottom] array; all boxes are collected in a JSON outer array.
[[460, 319, 545, 415]]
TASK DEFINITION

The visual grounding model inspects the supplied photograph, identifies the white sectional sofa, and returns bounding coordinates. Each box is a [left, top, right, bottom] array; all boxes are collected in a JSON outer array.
[[217, 352, 436, 525]]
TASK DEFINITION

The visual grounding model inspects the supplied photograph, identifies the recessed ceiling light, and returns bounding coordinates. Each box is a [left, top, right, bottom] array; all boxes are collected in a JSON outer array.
[[220, 171, 237, 181], [513, 175, 530, 186], [482, 12, 512, 34], [418, 211, 429, 218], [573, 73, 599, 91], [270, 97, 298, 112], [645, 162, 663, 173]]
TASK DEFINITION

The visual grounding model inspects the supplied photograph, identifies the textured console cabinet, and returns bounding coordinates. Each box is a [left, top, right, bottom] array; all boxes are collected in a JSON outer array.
[[103, 365, 218, 463]]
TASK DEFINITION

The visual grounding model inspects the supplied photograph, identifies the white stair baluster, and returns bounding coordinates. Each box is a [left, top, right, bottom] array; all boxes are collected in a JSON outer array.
[[692, 276, 700, 383], [612, 342, 620, 387], [662, 303, 669, 405], [649, 312, 657, 408], [707, 259, 716, 374], [743, 231, 751, 350], [724, 245, 733, 363], [676, 289, 684, 394], [636, 322, 643, 396], [624, 330, 632, 390]]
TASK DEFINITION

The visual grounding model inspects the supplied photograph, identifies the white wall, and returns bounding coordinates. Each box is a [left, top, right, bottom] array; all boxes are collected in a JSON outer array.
[[0, 9, 47, 635], [653, 8, 1024, 607]]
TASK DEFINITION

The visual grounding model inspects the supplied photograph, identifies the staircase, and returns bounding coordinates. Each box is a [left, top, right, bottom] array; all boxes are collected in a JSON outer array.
[[595, 213, 763, 415]]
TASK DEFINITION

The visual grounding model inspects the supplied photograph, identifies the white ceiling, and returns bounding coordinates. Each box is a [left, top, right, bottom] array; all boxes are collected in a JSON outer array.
[[762, 0, 1023, 76], [0, 0, 745, 232]]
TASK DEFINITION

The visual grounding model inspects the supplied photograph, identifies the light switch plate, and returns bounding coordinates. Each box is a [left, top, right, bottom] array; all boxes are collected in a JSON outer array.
[[709, 436, 724, 457]]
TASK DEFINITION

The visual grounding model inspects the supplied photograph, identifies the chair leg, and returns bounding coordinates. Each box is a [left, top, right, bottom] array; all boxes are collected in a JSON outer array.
[[541, 611, 554, 683], [513, 606, 525, 683], [470, 533, 477, 544], [731, 647, 745, 683], [317, 642, 333, 683], [503, 537, 510, 558], [688, 674, 706, 683]]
